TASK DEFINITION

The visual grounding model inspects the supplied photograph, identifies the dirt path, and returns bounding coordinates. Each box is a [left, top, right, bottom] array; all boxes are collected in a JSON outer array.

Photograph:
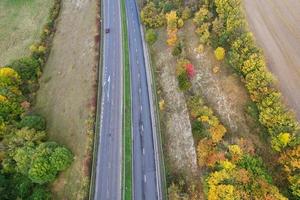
[[34, 0, 98, 199], [244, 0, 300, 120]]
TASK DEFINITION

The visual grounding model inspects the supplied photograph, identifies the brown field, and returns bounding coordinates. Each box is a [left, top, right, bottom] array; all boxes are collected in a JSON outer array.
[[244, 0, 300, 120]]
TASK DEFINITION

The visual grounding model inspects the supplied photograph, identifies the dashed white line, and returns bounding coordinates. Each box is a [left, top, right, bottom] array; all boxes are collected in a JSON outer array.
[[143, 148, 145, 155], [144, 175, 147, 183], [141, 105, 143, 111]]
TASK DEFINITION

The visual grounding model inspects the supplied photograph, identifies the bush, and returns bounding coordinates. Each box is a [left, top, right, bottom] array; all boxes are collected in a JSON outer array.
[[10, 57, 40, 82], [18, 115, 46, 131], [145, 29, 157, 45], [214, 47, 225, 61], [237, 154, 273, 183], [177, 72, 191, 91], [172, 42, 182, 56]]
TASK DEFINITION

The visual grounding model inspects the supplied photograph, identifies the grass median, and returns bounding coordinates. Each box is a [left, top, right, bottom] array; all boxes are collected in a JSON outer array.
[[121, 0, 132, 199]]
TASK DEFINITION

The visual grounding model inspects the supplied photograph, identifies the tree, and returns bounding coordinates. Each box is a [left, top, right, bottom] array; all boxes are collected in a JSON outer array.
[[195, 23, 211, 45], [166, 11, 179, 46], [193, 6, 210, 26], [141, 2, 164, 28], [214, 47, 225, 61], [186, 63, 196, 79], [50, 147, 73, 171], [177, 18, 184, 28], [181, 7, 191, 20], [145, 29, 157, 45], [279, 145, 300, 197]]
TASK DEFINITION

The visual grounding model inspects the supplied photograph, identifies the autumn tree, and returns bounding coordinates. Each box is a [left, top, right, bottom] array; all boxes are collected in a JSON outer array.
[[166, 11, 179, 46], [214, 47, 225, 61], [141, 2, 164, 28]]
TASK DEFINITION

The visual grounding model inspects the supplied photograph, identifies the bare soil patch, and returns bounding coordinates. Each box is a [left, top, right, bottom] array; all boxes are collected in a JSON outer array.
[[33, 0, 98, 199], [0, 0, 52, 66]]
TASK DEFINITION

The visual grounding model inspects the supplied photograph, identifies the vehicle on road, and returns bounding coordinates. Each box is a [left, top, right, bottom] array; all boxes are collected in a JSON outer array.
[[105, 28, 110, 33]]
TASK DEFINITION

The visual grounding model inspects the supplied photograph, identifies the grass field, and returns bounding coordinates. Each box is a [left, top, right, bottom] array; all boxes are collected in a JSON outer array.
[[0, 0, 52, 66]]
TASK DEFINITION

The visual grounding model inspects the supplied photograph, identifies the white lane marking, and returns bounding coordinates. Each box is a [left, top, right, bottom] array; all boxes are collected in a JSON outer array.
[[106, 188, 110, 198], [138, 73, 140, 79], [144, 175, 147, 183], [141, 125, 144, 132], [137, 60, 139, 65], [143, 148, 145, 155], [107, 75, 111, 99], [139, 87, 141, 94], [136, 48, 138, 53], [134, 28, 136, 33], [141, 105, 142, 111], [134, 38, 136, 42]]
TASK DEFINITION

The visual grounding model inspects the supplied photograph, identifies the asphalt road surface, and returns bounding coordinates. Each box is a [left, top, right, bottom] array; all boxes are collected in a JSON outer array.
[[244, 0, 300, 119], [125, 0, 162, 199], [94, 0, 123, 199]]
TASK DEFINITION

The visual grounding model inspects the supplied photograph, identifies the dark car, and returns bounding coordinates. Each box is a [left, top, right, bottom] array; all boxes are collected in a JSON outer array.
[[105, 28, 110, 33]]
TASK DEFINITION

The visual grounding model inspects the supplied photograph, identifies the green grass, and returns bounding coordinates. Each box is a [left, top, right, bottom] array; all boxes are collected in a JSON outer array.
[[121, 0, 132, 199], [0, 0, 52, 66]]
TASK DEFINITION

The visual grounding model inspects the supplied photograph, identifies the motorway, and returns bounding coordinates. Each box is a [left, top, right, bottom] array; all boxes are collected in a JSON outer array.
[[125, 0, 162, 199], [94, 0, 123, 199]]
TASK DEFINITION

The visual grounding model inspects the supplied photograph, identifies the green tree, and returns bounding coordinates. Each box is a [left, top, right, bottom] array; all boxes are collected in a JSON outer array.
[[145, 29, 157, 45], [50, 147, 73, 171]]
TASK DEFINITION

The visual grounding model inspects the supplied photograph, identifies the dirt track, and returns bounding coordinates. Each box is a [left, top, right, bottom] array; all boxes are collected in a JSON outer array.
[[244, 0, 300, 119]]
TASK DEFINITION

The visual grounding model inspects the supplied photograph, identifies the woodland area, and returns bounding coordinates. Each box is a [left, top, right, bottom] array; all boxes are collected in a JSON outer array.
[[141, 0, 300, 199]]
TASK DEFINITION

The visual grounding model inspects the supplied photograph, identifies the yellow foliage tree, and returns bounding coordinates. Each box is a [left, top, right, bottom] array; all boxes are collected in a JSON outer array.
[[209, 124, 226, 143], [214, 47, 225, 61]]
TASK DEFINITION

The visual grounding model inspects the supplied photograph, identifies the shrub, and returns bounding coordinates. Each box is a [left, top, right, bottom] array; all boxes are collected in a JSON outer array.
[[10, 57, 40, 82], [172, 42, 182, 56], [214, 47, 225, 61], [177, 71, 191, 91], [18, 115, 46, 131], [145, 29, 157, 45]]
